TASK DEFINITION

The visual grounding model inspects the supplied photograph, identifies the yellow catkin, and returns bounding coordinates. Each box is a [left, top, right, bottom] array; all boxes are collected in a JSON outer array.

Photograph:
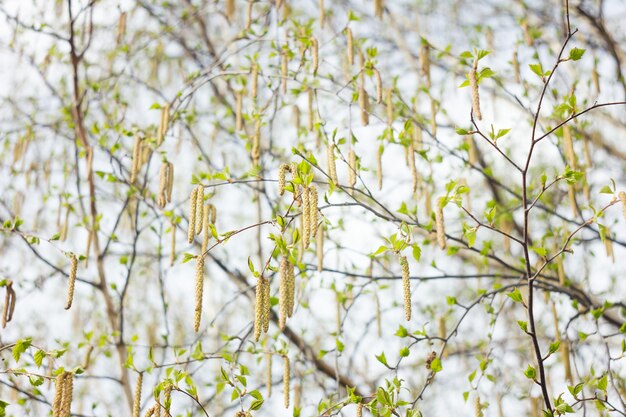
[[266, 352, 273, 398], [279, 257, 288, 330], [65, 254, 77, 310], [619, 192, 626, 220], [308, 88, 314, 131], [194, 206, 210, 333], [302, 187, 311, 248], [309, 186, 319, 238], [144, 405, 157, 417], [133, 373, 143, 417], [345, 28, 354, 66], [430, 98, 437, 136], [592, 66, 600, 95], [466, 136, 477, 165], [512, 49, 520, 83], [530, 397, 540, 417], [281, 50, 288, 94], [52, 372, 66, 417], [475, 395, 483, 417], [82, 345, 94, 370], [563, 125, 577, 169], [293, 105, 301, 131], [359, 87, 369, 126], [169, 218, 176, 266], [251, 120, 262, 166], [424, 185, 432, 216], [166, 162, 174, 203], [469, 59, 482, 120], [187, 187, 198, 244], [294, 382, 301, 410], [311, 37, 319, 74], [163, 384, 172, 414], [254, 275, 264, 341], [568, 184, 578, 217], [316, 226, 324, 272], [408, 142, 418, 195], [374, 68, 383, 104], [435, 198, 446, 250], [318, 0, 324, 26], [262, 276, 270, 332], [605, 235, 614, 263], [225, 0, 235, 22], [420, 43, 431, 87], [348, 149, 357, 189], [131, 134, 142, 184], [502, 217, 512, 253], [374, 0, 383, 18], [60, 372, 74, 417], [357, 403, 363, 417], [2, 281, 15, 328], [116, 12, 127, 45], [522, 20, 533, 46], [327, 143, 338, 185], [250, 63, 258, 100], [278, 163, 292, 196], [400, 255, 411, 321], [561, 340, 573, 384], [283, 355, 290, 408], [157, 104, 169, 146], [195, 185, 204, 235], [157, 162, 169, 208], [84, 229, 93, 268], [245, 0, 253, 28], [236, 92, 243, 131], [286, 260, 295, 318]]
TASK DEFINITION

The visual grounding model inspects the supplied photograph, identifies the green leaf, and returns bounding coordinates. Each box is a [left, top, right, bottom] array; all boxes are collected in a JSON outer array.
[[507, 288, 523, 303], [529, 63, 544, 77], [12, 338, 32, 362], [524, 365, 536, 379], [568, 47, 585, 61], [430, 357, 443, 373], [375, 352, 388, 367], [34, 350, 46, 368], [549, 340, 561, 355]]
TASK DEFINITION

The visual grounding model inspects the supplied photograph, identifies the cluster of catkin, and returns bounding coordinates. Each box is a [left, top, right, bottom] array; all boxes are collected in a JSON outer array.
[[278, 256, 295, 330], [278, 163, 297, 196], [144, 383, 172, 417], [157, 161, 174, 208], [132, 373, 143, 417], [52, 372, 74, 417], [2, 280, 16, 328], [435, 198, 447, 250], [157, 105, 170, 146], [327, 143, 339, 185], [65, 254, 78, 310], [194, 201, 216, 333], [400, 256, 411, 321], [253, 274, 271, 341]]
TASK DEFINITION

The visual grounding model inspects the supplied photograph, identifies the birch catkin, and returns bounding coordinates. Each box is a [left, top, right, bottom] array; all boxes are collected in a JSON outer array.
[[187, 187, 198, 244], [2, 280, 15, 328], [512, 49, 520, 83], [374, 68, 383, 104], [318, 0, 324, 26], [250, 63, 258, 100], [286, 260, 295, 318], [266, 352, 273, 398], [194, 206, 209, 333], [561, 340, 573, 384], [317, 225, 324, 272], [254, 275, 264, 341], [348, 149, 357, 188], [357, 403, 363, 417], [435, 198, 446, 250], [279, 257, 288, 330], [157, 104, 169, 146], [327, 143, 339, 184], [116, 12, 127, 45], [358, 86, 369, 126], [469, 58, 482, 120], [133, 373, 143, 417], [374, 0, 383, 18], [408, 142, 418, 195], [225, 0, 235, 22], [60, 372, 74, 417], [236, 92, 243, 131], [400, 255, 411, 321], [345, 27, 354, 66], [619, 192, 626, 220], [563, 125, 577, 169], [278, 163, 292, 196], [195, 185, 204, 235], [52, 372, 65, 417], [262, 276, 270, 332], [131, 134, 142, 184], [283, 355, 290, 408], [65, 254, 77, 310], [302, 187, 311, 248], [281, 50, 288, 94], [309, 186, 319, 237], [311, 37, 319, 74]]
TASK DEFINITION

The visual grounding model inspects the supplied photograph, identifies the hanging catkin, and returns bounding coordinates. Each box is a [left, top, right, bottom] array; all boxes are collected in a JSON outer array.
[[286, 260, 295, 318], [327, 143, 339, 184], [400, 255, 411, 321], [302, 187, 311, 248], [419, 43, 431, 87], [435, 198, 446, 250], [195, 185, 204, 235], [348, 149, 357, 188], [357, 403, 363, 417], [279, 257, 288, 330], [311, 37, 319, 74], [430, 98, 437, 136], [157, 162, 169, 208], [358, 86, 369, 126], [194, 205, 210, 333], [133, 373, 143, 417], [266, 352, 273, 398], [60, 372, 74, 417], [474, 395, 483, 417], [116, 12, 127, 45], [374, 68, 383, 104], [278, 163, 292, 196], [130, 134, 142, 184], [64, 254, 78, 310], [2, 281, 15, 328], [408, 142, 418, 195], [252, 119, 261, 165], [512, 49, 520, 83], [236, 92, 243, 131], [316, 225, 324, 272], [466, 136, 477, 165], [563, 125, 577, 169], [345, 27, 354, 66], [52, 372, 66, 417], [568, 185, 578, 217], [164, 383, 172, 414], [374, 0, 383, 18], [561, 340, 573, 384], [294, 382, 301, 410], [309, 186, 319, 237], [469, 58, 482, 120], [157, 104, 169, 146], [187, 187, 198, 244], [592, 64, 600, 95], [318, 0, 324, 26], [250, 63, 258, 100], [225, 0, 235, 22], [619, 192, 626, 220], [254, 275, 264, 341], [377, 147, 383, 190], [281, 50, 288, 94], [262, 276, 270, 332], [283, 355, 290, 408]]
